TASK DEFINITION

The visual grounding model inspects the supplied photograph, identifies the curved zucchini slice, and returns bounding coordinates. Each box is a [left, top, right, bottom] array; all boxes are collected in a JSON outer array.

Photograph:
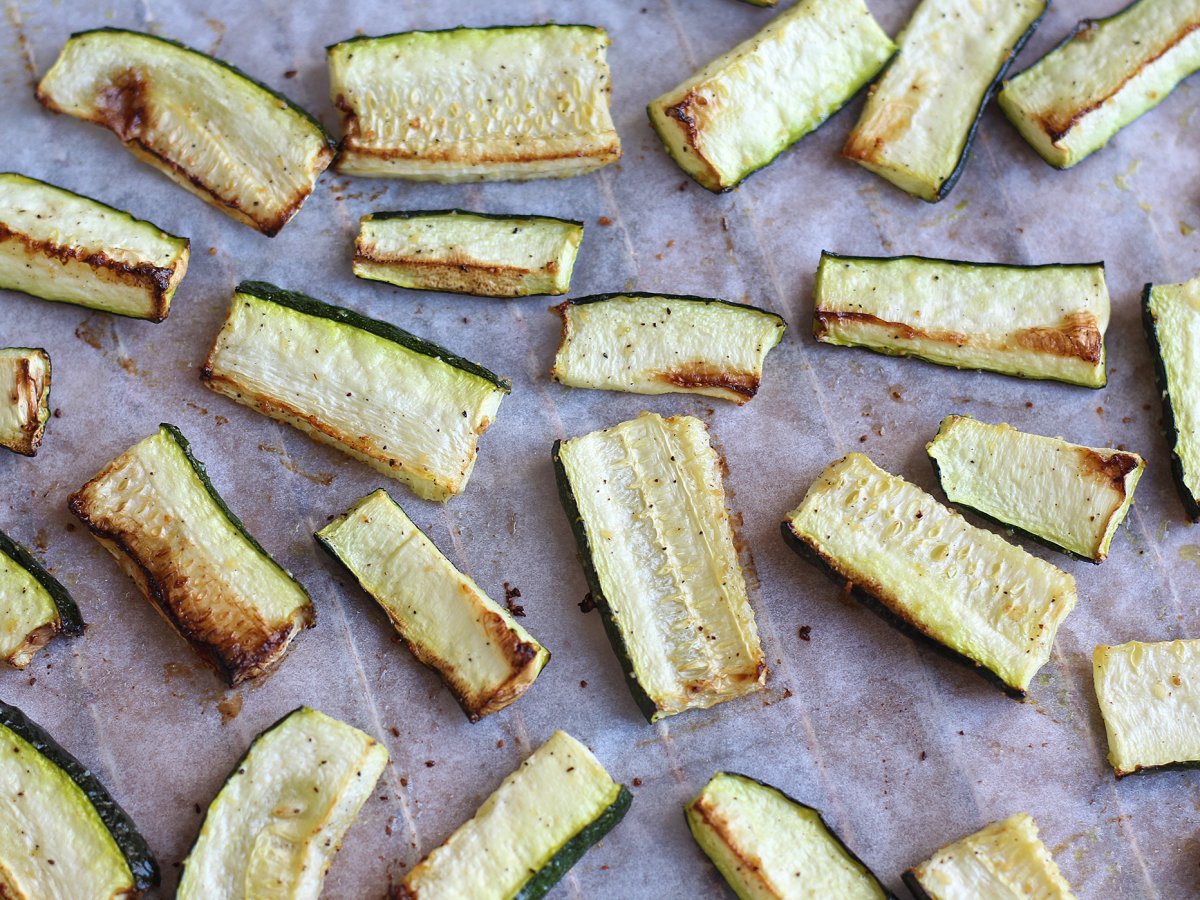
[[903, 813, 1075, 899], [69, 424, 314, 685], [998, 0, 1200, 169], [550, 293, 786, 404], [178, 706, 388, 899], [0, 173, 188, 321], [0, 526, 83, 668], [648, 0, 895, 191], [0, 699, 158, 897], [316, 489, 549, 720], [687, 772, 893, 900], [202, 281, 510, 502], [553, 412, 765, 721], [398, 730, 630, 900], [354, 210, 584, 297], [927, 415, 1144, 563], [0, 347, 50, 456], [844, 0, 1046, 201], [329, 26, 621, 181], [36, 29, 333, 235], [1093, 639, 1200, 777], [783, 453, 1077, 695], [813, 253, 1111, 388]]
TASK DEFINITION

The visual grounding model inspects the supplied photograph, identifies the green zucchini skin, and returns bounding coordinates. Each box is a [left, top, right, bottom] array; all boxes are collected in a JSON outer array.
[[366, 208, 584, 228], [901, 870, 934, 899], [0, 527, 84, 635], [563, 290, 782, 318]]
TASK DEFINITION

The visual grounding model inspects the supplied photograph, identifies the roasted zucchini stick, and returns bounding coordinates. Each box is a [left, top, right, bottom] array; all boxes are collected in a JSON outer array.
[[354, 210, 583, 297], [687, 772, 893, 899], [927, 415, 1144, 563], [178, 707, 388, 899], [329, 26, 621, 181], [69, 424, 314, 685], [998, 0, 1200, 168], [648, 0, 895, 191], [554, 412, 765, 721], [0, 173, 188, 321], [37, 29, 333, 235], [398, 730, 630, 899], [783, 453, 1078, 695], [0, 347, 50, 456], [317, 489, 549, 720], [550, 293, 786, 404], [0, 527, 83, 668], [813, 253, 1111, 388], [202, 281, 510, 502]]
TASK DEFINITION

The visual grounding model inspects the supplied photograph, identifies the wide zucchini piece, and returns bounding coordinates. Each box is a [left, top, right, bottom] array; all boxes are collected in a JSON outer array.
[[329, 26, 621, 181], [1143, 276, 1200, 520], [69, 424, 314, 685], [202, 281, 510, 502], [813, 253, 1111, 387], [903, 813, 1075, 899], [316, 489, 549, 720], [998, 0, 1200, 168], [553, 412, 765, 721], [398, 730, 630, 899], [844, 0, 1046, 201], [550, 293, 786, 404], [927, 415, 1144, 563], [178, 707, 388, 899], [354, 210, 584, 297], [648, 0, 895, 191], [686, 772, 893, 900], [0, 347, 50, 456], [783, 453, 1077, 695], [0, 173, 188, 321], [0, 699, 159, 897], [1093, 639, 1200, 776], [0, 527, 83, 668], [37, 29, 333, 235]]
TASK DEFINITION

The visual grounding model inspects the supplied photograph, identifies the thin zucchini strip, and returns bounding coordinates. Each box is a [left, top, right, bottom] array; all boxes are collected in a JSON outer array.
[[0, 347, 50, 456], [37, 29, 333, 235], [399, 730, 631, 899], [0, 699, 159, 897], [354, 210, 584, 297], [553, 412, 765, 721], [813, 253, 1111, 388], [316, 489, 549, 721], [998, 0, 1200, 168], [0, 173, 188, 321], [69, 424, 314, 685], [0, 527, 83, 668], [202, 281, 510, 502], [178, 707, 388, 900], [686, 772, 893, 899], [844, 0, 1046, 201], [927, 415, 1144, 563], [647, 0, 895, 191], [783, 453, 1078, 695], [550, 293, 786, 404], [1093, 639, 1200, 776], [329, 26, 621, 181]]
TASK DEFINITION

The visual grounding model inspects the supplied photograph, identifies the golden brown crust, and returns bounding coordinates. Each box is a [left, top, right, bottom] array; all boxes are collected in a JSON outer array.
[[3, 621, 60, 669], [354, 251, 536, 297], [1013, 311, 1102, 363], [688, 795, 774, 895], [654, 365, 759, 403], [657, 93, 723, 188], [842, 93, 915, 163], [813, 310, 968, 346], [2, 354, 48, 456], [1076, 447, 1141, 491]]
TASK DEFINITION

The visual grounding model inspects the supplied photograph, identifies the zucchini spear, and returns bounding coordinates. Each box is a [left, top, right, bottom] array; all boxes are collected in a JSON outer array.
[[0, 526, 84, 668], [0, 347, 50, 456]]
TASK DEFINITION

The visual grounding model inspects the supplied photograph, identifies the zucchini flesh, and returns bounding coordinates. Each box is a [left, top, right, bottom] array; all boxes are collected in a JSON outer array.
[[37, 29, 333, 235], [399, 730, 630, 900], [316, 489, 549, 720], [69, 424, 314, 685], [0, 347, 50, 456], [0, 173, 188, 321], [550, 294, 786, 404], [844, 0, 1046, 201], [1093, 639, 1200, 776], [813, 253, 1110, 388], [178, 706, 388, 900], [553, 412, 765, 721], [686, 772, 891, 900], [998, 0, 1200, 168], [329, 26, 621, 181], [927, 415, 1144, 563], [0, 527, 83, 669], [647, 0, 895, 191], [0, 699, 158, 897], [354, 210, 584, 297], [783, 453, 1077, 695], [903, 813, 1075, 899]]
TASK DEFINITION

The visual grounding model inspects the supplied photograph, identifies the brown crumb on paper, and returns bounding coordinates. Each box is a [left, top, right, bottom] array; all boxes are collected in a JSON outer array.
[[798, 625, 811, 642]]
